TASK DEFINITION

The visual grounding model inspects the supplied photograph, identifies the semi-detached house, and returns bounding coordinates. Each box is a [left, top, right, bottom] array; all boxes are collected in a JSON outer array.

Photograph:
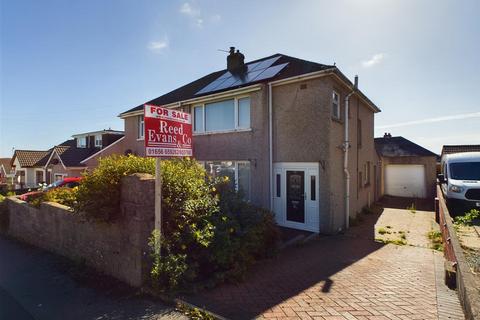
[[119, 49, 381, 233], [9, 129, 124, 189]]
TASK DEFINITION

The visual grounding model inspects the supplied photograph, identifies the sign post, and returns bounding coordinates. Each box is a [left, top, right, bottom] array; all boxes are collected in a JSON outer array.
[[144, 104, 193, 255]]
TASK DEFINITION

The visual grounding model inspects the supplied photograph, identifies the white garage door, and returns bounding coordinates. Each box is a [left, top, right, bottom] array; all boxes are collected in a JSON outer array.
[[385, 164, 426, 198]]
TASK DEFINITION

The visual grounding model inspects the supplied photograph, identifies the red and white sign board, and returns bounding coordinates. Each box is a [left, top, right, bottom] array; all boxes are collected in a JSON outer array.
[[144, 104, 193, 157]]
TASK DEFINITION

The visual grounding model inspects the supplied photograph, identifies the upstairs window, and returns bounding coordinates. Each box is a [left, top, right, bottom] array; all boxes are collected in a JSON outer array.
[[332, 91, 340, 120], [206, 99, 235, 132], [193, 106, 204, 133], [194, 96, 251, 134], [137, 115, 144, 139], [238, 97, 251, 128], [77, 136, 86, 148], [94, 135, 102, 147]]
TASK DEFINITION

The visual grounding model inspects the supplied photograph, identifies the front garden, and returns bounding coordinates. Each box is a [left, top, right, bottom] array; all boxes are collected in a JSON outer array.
[[24, 155, 280, 293]]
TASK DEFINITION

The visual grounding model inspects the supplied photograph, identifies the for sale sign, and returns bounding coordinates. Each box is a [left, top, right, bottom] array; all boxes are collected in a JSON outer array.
[[144, 104, 193, 157]]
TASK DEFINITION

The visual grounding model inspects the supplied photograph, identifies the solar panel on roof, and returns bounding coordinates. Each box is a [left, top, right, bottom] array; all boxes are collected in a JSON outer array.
[[195, 56, 287, 95], [249, 56, 281, 72], [230, 69, 265, 86], [253, 63, 289, 82], [211, 75, 243, 91]]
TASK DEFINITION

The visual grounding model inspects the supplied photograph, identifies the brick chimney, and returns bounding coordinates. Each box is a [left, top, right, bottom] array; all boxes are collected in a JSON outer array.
[[384, 132, 392, 138], [227, 46, 246, 73]]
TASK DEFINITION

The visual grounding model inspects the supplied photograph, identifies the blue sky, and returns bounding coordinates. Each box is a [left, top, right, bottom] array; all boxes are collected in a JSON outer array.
[[1, 0, 479, 157]]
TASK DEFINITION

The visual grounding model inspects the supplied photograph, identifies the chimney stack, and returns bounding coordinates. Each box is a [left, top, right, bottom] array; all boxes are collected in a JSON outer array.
[[384, 132, 392, 138], [227, 46, 246, 73]]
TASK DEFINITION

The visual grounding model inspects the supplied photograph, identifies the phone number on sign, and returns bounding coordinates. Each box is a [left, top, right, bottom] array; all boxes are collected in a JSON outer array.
[[146, 147, 193, 157]]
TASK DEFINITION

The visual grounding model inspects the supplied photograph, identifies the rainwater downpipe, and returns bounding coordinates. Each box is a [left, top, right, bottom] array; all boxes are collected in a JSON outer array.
[[344, 75, 358, 230], [268, 83, 273, 211]]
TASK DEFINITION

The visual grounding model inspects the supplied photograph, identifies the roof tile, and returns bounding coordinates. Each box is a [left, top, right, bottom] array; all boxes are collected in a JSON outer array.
[[375, 136, 438, 158]]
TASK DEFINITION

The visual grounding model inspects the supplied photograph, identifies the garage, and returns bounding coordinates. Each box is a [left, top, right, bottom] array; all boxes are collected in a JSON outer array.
[[385, 164, 426, 198], [375, 134, 438, 199]]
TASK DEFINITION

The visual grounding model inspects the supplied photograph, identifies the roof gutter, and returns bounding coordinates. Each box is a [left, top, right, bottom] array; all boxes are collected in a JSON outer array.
[[118, 84, 262, 119], [269, 68, 335, 87]]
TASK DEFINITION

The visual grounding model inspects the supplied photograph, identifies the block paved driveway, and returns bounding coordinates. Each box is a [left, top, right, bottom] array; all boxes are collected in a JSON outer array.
[[184, 201, 464, 320]]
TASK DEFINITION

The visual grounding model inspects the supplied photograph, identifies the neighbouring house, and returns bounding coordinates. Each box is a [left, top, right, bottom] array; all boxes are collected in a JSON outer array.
[[375, 133, 438, 199], [119, 48, 381, 233], [439, 144, 480, 174], [441, 144, 480, 158], [44, 129, 124, 181], [10, 150, 50, 189], [0, 158, 15, 188]]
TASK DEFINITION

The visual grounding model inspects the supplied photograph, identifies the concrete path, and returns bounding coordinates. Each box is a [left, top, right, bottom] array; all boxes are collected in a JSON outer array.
[[374, 208, 437, 248], [184, 202, 465, 320], [0, 236, 186, 320]]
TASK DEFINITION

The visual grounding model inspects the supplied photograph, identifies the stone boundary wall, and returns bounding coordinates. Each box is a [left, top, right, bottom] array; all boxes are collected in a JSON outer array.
[[436, 184, 480, 320], [2, 173, 155, 288]]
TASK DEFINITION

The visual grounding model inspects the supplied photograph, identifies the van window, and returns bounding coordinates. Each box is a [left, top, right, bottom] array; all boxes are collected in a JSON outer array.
[[449, 162, 480, 180]]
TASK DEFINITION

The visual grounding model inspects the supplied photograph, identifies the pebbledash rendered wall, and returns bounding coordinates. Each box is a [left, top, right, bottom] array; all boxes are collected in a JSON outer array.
[[3, 173, 155, 287]]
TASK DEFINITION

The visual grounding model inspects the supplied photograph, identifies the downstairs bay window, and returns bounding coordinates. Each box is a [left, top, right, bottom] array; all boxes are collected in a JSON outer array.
[[204, 161, 251, 200]]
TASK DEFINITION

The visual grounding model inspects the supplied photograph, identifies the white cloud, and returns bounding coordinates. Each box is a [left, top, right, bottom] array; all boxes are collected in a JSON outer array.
[[180, 2, 199, 17], [148, 39, 168, 53], [179, 2, 219, 28], [362, 53, 385, 68], [376, 112, 480, 129]]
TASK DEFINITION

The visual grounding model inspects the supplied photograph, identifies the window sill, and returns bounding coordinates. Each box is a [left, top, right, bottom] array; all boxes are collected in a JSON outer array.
[[193, 128, 252, 136], [331, 117, 343, 124], [137, 137, 144, 141]]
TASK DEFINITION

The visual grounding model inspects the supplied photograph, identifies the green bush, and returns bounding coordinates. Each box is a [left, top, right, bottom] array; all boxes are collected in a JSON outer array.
[[454, 209, 480, 226], [29, 187, 79, 208], [41, 154, 279, 292], [75, 155, 155, 221], [206, 178, 279, 282], [45, 187, 79, 208], [148, 158, 218, 291], [146, 158, 279, 292]]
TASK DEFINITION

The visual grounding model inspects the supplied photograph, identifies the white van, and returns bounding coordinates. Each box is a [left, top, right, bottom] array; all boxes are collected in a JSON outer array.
[[439, 152, 480, 213]]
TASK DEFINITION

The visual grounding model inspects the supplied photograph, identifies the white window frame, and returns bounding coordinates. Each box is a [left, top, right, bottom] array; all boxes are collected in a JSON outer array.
[[94, 134, 102, 148], [34, 169, 44, 186], [77, 136, 87, 148], [16, 169, 26, 185], [137, 115, 144, 140], [202, 160, 251, 200], [192, 95, 251, 135], [332, 91, 340, 120]]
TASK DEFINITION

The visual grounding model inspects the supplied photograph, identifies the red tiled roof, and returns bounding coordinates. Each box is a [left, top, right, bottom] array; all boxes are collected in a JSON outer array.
[[12, 150, 50, 167], [0, 158, 13, 174], [441, 145, 480, 157]]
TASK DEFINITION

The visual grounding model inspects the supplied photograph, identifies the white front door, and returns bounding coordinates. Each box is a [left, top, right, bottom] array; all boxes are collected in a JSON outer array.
[[273, 162, 319, 232]]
